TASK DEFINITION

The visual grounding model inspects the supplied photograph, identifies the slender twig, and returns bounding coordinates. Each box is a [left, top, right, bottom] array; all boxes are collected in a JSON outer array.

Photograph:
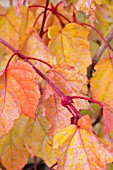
[[69, 103, 81, 119], [49, 162, 57, 170], [0, 38, 64, 98], [93, 29, 113, 65], [9, 0, 13, 6], [40, 0, 50, 37], [0, 38, 82, 120], [56, 12, 71, 23], [26, 57, 53, 68], [34, 156, 37, 170], [33, 11, 45, 28], [0, 39, 17, 53]]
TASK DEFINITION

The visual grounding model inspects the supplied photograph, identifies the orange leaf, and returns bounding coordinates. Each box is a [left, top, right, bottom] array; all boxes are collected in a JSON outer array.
[[48, 23, 92, 75], [53, 115, 113, 169], [0, 60, 40, 137], [7, 60, 40, 119]]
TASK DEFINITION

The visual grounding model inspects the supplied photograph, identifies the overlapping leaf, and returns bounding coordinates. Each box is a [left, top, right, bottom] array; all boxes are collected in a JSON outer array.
[[0, 6, 34, 52], [20, 30, 55, 75], [48, 23, 92, 74], [53, 115, 113, 169], [75, 0, 96, 24], [24, 114, 56, 167], [0, 115, 29, 170], [90, 58, 113, 134], [43, 64, 90, 137], [0, 60, 40, 137], [103, 106, 113, 135], [0, 112, 56, 170], [91, 58, 113, 103]]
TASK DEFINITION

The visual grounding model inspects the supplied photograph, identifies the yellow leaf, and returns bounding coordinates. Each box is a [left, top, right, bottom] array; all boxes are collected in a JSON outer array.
[[0, 115, 29, 170], [48, 23, 92, 75], [53, 115, 113, 170], [24, 114, 56, 167], [90, 58, 113, 103]]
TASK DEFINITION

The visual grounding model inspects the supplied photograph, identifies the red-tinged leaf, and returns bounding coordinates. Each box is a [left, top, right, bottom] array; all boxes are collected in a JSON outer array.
[[0, 59, 40, 137], [16, 0, 25, 16], [7, 60, 40, 119], [48, 23, 92, 75], [44, 65, 89, 110], [103, 106, 113, 135], [43, 94, 72, 138], [0, 115, 29, 170], [43, 65, 90, 137], [53, 115, 113, 170], [24, 114, 56, 167]]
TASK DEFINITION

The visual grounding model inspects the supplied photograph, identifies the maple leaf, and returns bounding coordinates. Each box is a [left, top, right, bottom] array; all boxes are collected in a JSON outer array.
[[0, 115, 29, 170], [90, 58, 113, 134], [6, 60, 40, 119], [53, 115, 113, 169], [24, 114, 56, 167], [48, 23, 92, 75], [20, 30, 55, 75], [43, 64, 90, 137], [95, 2, 113, 36], [0, 6, 34, 53], [90, 58, 113, 103], [0, 60, 40, 137], [103, 106, 113, 135], [0, 7, 19, 53]]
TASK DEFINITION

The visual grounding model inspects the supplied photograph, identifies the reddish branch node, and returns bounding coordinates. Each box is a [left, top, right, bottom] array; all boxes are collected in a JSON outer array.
[[61, 96, 74, 107]]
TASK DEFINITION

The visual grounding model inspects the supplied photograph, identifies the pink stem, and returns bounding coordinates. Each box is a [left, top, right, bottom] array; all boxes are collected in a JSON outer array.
[[0, 38, 82, 120], [71, 96, 103, 107], [56, 12, 71, 23], [69, 103, 81, 119], [26, 57, 53, 68], [80, 23, 111, 61], [33, 11, 45, 28]]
